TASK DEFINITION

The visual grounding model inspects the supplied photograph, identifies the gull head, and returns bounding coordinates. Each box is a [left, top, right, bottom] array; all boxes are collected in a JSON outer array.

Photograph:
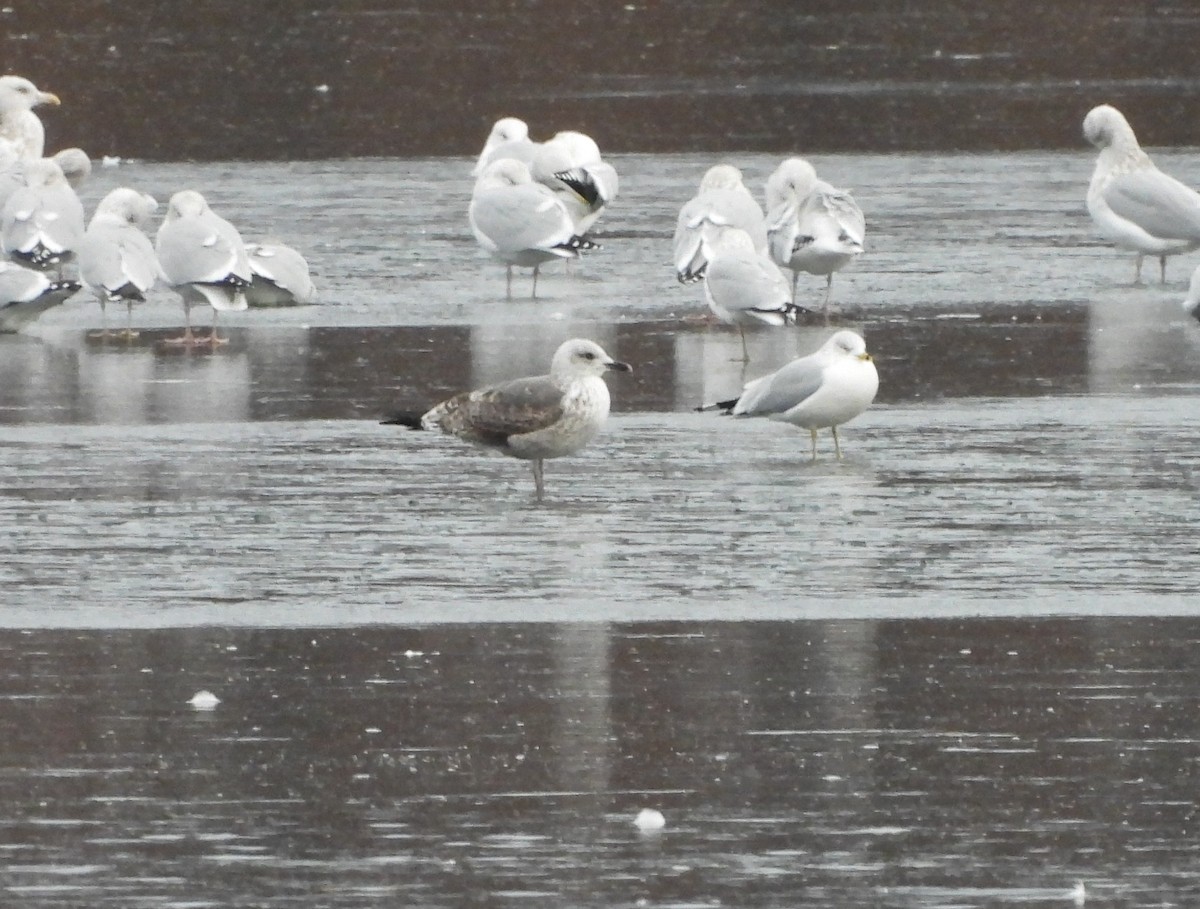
[[550, 338, 632, 384], [51, 147, 91, 189], [766, 157, 819, 208], [487, 117, 529, 145], [477, 157, 535, 189], [824, 329, 872, 362], [21, 158, 67, 188], [1082, 104, 1138, 151], [698, 164, 747, 193], [549, 130, 602, 164], [165, 189, 211, 221], [0, 75, 60, 112], [95, 187, 159, 227]]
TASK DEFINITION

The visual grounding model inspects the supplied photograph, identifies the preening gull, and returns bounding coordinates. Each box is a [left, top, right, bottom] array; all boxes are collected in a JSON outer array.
[[245, 241, 317, 306], [383, 338, 632, 501], [1083, 104, 1200, 283], [469, 158, 597, 299], [765, 157, 865, 314], [0, 260, 80, 333], [1, 158, 86, 273], [472, 117, 539, 177], [673, 164, 767, 284], [701, 226, 798, 360], [155, 190, 251, 346], [51, 147, 91, 190], [78, 187, 163, 339], [0, 75, 60, 161], [701, 329, 878, 461], [530, 130, 619, 236]]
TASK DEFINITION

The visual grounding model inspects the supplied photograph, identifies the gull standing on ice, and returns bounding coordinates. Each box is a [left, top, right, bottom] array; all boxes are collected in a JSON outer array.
[[469, 158, 597, 299], [382, 338, 632, 501], [673, 164, 767, 284], [0, 260, 79, 332], [530, 130, 619, 237], [472, 117, 539, 177], [702, 226, 797, 361], [1, 158, 85, 273], [701, 330, 878, 461], [1083, 103, 1200, 284], [0, 75, 60, 161], [765, 157, 865, 314], [77, 187, 163, 339], [155, 190, 251, 346], [244, 241, 317, 306]]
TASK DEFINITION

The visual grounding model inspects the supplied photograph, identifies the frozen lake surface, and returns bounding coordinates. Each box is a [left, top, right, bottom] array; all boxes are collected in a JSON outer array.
[[2, 151, 1199, 906]]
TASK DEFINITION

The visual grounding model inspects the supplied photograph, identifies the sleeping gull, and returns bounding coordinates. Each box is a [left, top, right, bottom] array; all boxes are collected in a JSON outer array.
[[469, 158, 597, 299], [1, 157, 86, 274], [530, 130, 619, 237], [0, 75, 60, 161], [673, 164, 767, 284], [245, 241, 317, 306], [51, 147, 91, 190], [1083, 103, 1200, 283], [154, 189, 251, 346], [382, 338, 632, 501], [472, 116, 539, 177], [78, 187, 163, 339], [765, 157, 865, 315], [700, 329, 878, 460], [0, 260, 80, 332], [702, 225, 798, 361]]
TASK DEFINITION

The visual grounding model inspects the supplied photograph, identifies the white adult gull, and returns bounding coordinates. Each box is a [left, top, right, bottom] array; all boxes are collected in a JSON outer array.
[[765, 157, 865, 314], [78, 187, 163, 339], [700, 329, 878, 461], [0, 75, 60, 161], [1083, 103, 1200, 284], [469, 158, 597, 299], [0, 260, 80, 333], [530, 130, 619, 237], [1, 157, 85, 273], [382, 338, 632, 501], [154, 189, 252, 346], [702, 225, 798, 360], [472, 116, 539, 177], [244, 240, 317, 306], [673, 164, 767, 285]]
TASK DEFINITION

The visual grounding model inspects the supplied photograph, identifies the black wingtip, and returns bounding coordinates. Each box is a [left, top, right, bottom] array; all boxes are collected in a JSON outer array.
[[380, 411, 425, 429], [695, 398, 739, 414]]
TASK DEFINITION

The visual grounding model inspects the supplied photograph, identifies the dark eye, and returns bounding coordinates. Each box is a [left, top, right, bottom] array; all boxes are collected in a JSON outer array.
[[580, 351, 596, 360]]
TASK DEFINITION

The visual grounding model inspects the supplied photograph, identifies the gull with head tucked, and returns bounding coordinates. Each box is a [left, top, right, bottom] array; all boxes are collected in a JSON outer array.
[[702, 225, 798, 361], [78, 187, 163, 339], [472, 116, 539, 177], [383, 338, 632, 501], [469, 158, 597, 299], [1083, 103, 1200, 284], [701, 329, 878, 461], [765, 157, 865, 316]]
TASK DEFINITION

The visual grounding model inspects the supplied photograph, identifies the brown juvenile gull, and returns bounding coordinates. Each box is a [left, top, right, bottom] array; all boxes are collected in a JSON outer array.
[[1083, 103, 1200, 284], [155, 189, 252, 346], [383, 338, 632, 501], [699, 330, 878, 461]]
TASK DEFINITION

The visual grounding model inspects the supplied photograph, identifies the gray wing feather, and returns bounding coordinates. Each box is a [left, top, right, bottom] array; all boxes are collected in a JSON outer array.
[[733, 357, 826, 416], [1105, 168, 1200, 241], [471, 185, 573, 254], [156, 215, 249, 285]]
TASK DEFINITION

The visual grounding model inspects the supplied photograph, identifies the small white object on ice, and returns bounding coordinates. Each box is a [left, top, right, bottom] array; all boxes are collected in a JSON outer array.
[[188, 690, 220, 711], [634, 808, 665, 831], [1070, 880, 1086, 906]]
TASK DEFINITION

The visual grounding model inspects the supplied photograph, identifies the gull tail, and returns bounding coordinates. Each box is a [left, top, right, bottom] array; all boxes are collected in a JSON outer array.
[[694, 397, 739, 415], [556, 235, 601, 253], [380, 411, 426, 429]]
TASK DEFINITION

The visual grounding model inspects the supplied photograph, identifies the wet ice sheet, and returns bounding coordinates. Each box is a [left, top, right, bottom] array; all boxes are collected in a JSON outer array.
[[1, 391, 1197, 625], [0, 620, 1198, 907]]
